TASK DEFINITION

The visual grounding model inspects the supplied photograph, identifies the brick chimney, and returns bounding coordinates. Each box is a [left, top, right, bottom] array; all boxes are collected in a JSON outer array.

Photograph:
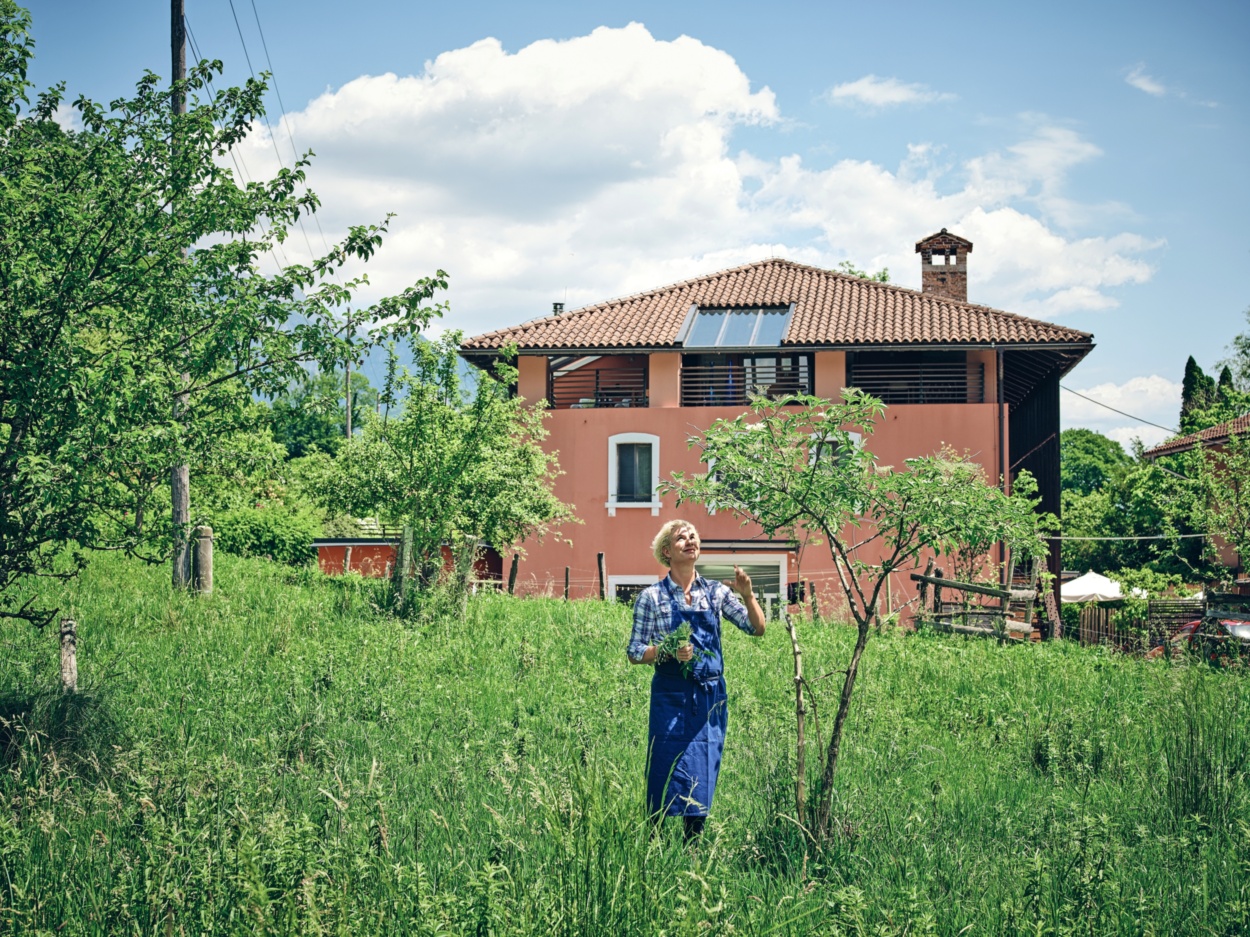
[[915, 228, 973, 303]]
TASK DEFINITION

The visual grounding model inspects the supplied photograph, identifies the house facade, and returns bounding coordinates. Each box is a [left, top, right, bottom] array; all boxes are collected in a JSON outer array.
[[460, 231, 1093, 616]]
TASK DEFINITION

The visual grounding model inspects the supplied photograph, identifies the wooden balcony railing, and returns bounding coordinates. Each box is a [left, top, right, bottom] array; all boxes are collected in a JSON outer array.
[[680, 365, 812, 407], [847, 362, 983, 404], [547, 364, 648, 409]]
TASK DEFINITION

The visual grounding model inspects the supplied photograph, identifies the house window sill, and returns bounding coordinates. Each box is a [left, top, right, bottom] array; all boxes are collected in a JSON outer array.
[[606, 501, 661, 517]]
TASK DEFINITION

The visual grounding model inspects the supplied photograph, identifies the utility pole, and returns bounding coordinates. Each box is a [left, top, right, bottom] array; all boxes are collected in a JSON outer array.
[[170, 0, 192, 589], [345, 308, 352, 440]]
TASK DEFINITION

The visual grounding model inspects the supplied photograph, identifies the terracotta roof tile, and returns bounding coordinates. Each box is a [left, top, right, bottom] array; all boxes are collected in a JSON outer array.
[[1143, 414, 1250, 459], [461, 258, 1093, 352]]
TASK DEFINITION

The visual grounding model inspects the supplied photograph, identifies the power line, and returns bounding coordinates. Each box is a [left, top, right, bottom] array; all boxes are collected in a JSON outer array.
[[185, 16, 290, 270], [248, 0, 334, 257], [227, 0, 319, 265], [1060, 385, 1179, 435]]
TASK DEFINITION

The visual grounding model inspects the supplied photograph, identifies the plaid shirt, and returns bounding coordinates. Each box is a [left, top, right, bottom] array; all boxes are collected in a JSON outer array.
[[627, 574, 753, 663]]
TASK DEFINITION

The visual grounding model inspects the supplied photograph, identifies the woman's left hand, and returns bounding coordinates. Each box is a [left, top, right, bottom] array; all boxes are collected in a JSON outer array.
[[732, 565, 753, 599]]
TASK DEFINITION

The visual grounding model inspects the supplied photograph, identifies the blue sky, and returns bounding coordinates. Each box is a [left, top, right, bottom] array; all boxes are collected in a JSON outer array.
[[24, 1, 1250, 447]]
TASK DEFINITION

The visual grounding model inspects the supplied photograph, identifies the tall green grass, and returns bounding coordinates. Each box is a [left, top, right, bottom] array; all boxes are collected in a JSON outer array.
[[1, 552, 1248, 935]]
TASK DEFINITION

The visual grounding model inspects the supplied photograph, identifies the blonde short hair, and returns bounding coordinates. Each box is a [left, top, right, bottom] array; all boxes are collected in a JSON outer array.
[[652, 520, 699, 568]]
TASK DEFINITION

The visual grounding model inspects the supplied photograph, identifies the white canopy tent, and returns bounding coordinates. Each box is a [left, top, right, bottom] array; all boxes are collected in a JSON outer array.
[[1061, 571, 1125, 604]]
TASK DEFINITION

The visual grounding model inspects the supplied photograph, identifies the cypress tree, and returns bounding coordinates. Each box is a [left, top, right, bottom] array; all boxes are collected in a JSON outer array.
[[1180, 356, 1216, 421]]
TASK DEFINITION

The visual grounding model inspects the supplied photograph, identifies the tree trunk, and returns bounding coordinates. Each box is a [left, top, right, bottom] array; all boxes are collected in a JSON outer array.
[[783, 611, 807, 827], [815, 621, 871, 836], [452, 534, 478, 617]]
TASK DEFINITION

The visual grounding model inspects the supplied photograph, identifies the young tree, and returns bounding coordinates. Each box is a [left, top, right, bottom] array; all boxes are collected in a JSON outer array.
[[664, 390, 1051, 837], [318, 334, 573, 610], [0, 3, 444, 624], [1177, 433, 1250, 582]]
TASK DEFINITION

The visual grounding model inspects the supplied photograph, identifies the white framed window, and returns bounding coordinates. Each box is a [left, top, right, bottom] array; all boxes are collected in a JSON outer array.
[[607, 432, 660, 516], [608, 575, 657, 604]]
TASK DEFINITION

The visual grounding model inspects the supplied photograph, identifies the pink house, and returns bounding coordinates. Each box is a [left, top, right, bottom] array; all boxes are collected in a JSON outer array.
[[460, 231, 1094, 619]]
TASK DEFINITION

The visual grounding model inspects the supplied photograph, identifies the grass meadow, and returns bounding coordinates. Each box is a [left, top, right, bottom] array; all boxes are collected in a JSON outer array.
[[1, 552, 1248, 935]]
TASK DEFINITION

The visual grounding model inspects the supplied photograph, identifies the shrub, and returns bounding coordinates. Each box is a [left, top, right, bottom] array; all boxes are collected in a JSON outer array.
[[212, 504, 319, 566]]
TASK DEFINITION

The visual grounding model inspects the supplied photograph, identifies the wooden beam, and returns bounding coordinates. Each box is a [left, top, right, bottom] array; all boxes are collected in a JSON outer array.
[[909, 573, 1011, 601]]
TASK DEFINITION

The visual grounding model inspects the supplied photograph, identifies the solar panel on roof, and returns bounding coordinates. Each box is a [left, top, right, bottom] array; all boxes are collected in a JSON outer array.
[[684, 306, 792, 348]]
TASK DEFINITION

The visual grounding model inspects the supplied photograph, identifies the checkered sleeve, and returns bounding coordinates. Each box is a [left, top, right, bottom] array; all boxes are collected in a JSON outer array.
[[628, 585, 666, 662], [712, 580, 754, 635]]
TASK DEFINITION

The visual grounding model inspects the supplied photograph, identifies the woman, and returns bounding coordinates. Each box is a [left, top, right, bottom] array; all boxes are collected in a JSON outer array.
[[627, 520, 766, 839]]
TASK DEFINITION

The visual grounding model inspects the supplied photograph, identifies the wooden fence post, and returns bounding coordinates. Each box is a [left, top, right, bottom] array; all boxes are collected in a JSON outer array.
[[918, 557, 935, 613], [192, 525, 213, 595], [564, 567, 570, 601], [507, 554, 519, 595], [60, 618, 77, 694], [932, 567, 944, 613], [597, 553, 607, 600]]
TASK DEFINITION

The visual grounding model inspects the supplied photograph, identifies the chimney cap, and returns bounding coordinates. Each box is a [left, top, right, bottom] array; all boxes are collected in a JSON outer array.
[[915, 229, 973, 253], [552, 301, 565, 315]]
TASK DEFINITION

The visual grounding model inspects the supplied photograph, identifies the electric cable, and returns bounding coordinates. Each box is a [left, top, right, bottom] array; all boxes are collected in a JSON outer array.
[[227, 0, 319, 265], [185, 15, 290, 270], [1060, 385, 1179, 435]]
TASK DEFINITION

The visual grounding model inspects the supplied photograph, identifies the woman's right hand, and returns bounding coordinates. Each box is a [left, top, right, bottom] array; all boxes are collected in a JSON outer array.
[[675, 643, 694, 662]]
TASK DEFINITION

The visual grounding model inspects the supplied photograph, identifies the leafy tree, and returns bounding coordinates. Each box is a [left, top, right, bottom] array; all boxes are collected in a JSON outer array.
[[664, 390, 1051, 838], [1217, 306, 1250, 391], [1060, 428, 1131, 496], [0, 3, 444, 624], [1194, 433, 1250, 578], [317, 334, 573, 609], [268, 368, 378, 459], [1061, 460, 1208, 577], [834, 260, 890, 282]]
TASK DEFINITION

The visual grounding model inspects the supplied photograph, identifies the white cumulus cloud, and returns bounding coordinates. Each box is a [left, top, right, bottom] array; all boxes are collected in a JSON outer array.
[[1061, 375, 1182, 451], [232, 24, 1161, 339], [826, 74, 955, 108]]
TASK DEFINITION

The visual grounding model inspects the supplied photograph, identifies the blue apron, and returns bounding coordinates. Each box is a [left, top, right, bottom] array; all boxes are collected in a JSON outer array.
[[646, 578, 728, 818]]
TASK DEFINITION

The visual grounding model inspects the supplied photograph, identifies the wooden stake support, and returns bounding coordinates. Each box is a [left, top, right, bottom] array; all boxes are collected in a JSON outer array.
[[60, 618, 77, 694], [192, 525, 213, 595]]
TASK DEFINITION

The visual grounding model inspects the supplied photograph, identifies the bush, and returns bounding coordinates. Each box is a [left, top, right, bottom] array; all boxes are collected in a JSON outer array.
[[1061, 601, 1081, 635], [212, 504, 319, 566]]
